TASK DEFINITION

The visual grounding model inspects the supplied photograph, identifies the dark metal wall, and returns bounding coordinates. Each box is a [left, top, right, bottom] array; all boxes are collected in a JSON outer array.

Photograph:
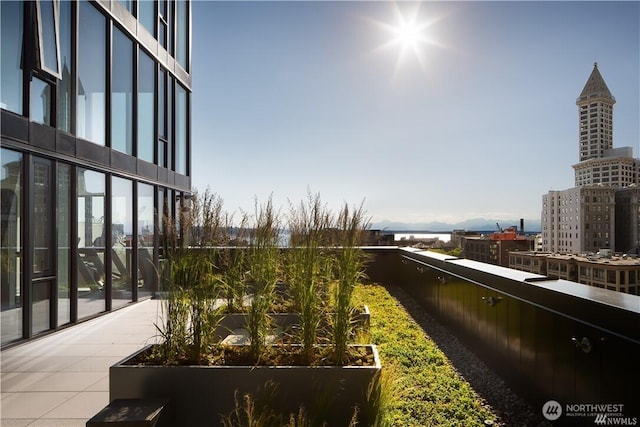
[[364, 247, 640, 421]]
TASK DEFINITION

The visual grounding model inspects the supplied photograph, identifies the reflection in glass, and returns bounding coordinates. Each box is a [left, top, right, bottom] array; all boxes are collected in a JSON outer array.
[[32, 280, 51, 335], [118, 0, 133, 13], [57, 163, 71, 326], [1, 1, 24, 114], [57, 0, 72, 132], [138, 183, 155, 298], [77, 168, 105, 318], [111, 27, 133, 154], [33, 160, 51, 274], [176, 84, 187, 175], [176, 0, 187, 70], [32, 158, 52, 335], [157, 69, 167, 167], [112, 176, 133, 308], [1, 149, 23, 345], [138, 51, 155, 163], [139, 0, 155, 36], [77, 0, 106, 145], [36, 0, 60, 77], [30, 77, 51, 125]]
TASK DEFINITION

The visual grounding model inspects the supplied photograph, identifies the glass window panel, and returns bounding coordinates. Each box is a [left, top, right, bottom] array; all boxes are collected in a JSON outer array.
[[77, 168, 105, 318], [166, 75, 173, 169], [36, 0, 60, 77], [31, 280, 51, 335], [111, 176, 133, 308], [1, 149, 23, 345], [111, 27, 133, 154], [1, 1, 24, 115], [33, 159, 51, 274], [158, 69, 166, 138], [138, 183, 155, 298], [30, 77, 51, 125], [118, 0, 133, 13], [176, 0, 187, 70], [77, 1, 106, 146], [139, 0, 155, 36], [57, 0, 71, 132], [176, 84, 187, 175], [137, 51, 155, 163], [57, 163, 71, 326]]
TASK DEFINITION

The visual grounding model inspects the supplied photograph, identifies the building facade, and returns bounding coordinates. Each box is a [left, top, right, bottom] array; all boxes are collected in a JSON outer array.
[[541, 64, 639, 254], [1, 0, 191, 346], [509, 251, 640, 295]]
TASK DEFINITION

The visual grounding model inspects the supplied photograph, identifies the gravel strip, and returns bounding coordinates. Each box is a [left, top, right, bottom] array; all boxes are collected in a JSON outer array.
[[384, 284, 551, 427]]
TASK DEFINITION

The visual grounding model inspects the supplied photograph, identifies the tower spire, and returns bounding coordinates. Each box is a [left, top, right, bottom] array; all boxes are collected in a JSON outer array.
[[577, 62, 614, 103]]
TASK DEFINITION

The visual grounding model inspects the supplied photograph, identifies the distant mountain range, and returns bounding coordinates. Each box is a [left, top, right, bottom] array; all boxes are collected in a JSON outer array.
[[371, 218, 542, 233]]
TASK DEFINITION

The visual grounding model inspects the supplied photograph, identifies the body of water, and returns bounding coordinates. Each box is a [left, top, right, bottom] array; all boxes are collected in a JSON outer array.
[[393, 233, 451, 243]]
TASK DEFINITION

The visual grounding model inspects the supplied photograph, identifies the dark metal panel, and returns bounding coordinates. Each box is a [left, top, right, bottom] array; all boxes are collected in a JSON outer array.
[[551, 312, 576, 404], [29, 122, 56, 152], [56, 131, 76, 156], [136, 158, 157, 180], [519, 302, 537, 402], [157, 166, 169, 185], [76, 138, 110, 164], [494, 289, 509, 366], [534, 308, 554, 405], [1, 110, 29, 142], [111, 149, 137, 174], [174, 173, 190, 191]]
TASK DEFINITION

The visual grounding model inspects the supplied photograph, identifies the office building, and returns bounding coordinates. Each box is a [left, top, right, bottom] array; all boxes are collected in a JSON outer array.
[[541, 64, 639, 254], [1, 0, 191, 346]]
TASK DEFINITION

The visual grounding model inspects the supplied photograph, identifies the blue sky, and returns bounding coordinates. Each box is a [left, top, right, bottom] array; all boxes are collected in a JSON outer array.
[[191, 1, 639, 226]]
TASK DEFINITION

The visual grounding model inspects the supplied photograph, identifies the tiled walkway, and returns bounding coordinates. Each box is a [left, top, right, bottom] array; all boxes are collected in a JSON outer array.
[[1, 299, 163, 426]]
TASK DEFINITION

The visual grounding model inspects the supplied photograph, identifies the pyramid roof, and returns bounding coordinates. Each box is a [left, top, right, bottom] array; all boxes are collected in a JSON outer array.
[[577, 63, 615, 103]]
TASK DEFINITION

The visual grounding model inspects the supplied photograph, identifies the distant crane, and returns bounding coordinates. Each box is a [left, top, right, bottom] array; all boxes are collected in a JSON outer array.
[[496, 222, 503, 232]]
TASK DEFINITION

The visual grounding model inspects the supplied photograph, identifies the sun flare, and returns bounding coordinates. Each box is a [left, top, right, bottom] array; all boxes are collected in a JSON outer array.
[[371, 2, 445, 75]]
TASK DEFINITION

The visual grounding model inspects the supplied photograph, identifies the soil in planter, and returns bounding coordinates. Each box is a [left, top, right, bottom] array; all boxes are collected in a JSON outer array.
[[125, 344, 375, 367]]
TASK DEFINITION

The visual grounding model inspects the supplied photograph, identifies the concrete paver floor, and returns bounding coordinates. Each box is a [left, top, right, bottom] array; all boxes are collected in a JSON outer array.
[[1, 299, 163, 426]]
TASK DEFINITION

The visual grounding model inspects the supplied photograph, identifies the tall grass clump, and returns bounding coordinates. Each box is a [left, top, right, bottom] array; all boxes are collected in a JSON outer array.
[[220, 212, 250, 313], [156, 188, 227, 364], [331, 201, 370, 365], [286, 192, 333, 362], [246, 196, 280, 360]]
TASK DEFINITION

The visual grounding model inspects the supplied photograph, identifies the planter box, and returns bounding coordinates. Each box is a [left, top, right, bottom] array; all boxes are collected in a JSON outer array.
[[110, 344, 380, 427]]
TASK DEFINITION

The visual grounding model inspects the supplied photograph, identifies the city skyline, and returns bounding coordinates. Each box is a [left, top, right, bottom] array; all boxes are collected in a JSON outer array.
[[191, 1, 639, 226]]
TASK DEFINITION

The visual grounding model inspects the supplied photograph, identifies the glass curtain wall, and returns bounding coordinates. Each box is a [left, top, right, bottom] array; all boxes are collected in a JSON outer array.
[[138, 183, 155, 297], [32, 158, 52, 335], [57, 163, 71, 326], [1, 1, 24, 115], [77, 168, 106, 318], [111, 176, 133, 308], [57, 0, 72, 133], [111, 27, 133, 154], [77, 0, 106, 145], [30, 77, 52, 125], [139, 0, 155, 36], [1, 149, 23, 345], [138, 51, 155, 163], [176, 0, 188, 70], [176, 84, 187, 175]]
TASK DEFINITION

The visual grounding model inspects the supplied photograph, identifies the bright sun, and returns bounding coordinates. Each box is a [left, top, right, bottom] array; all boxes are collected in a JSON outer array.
[[372, 2, 443, 74]]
